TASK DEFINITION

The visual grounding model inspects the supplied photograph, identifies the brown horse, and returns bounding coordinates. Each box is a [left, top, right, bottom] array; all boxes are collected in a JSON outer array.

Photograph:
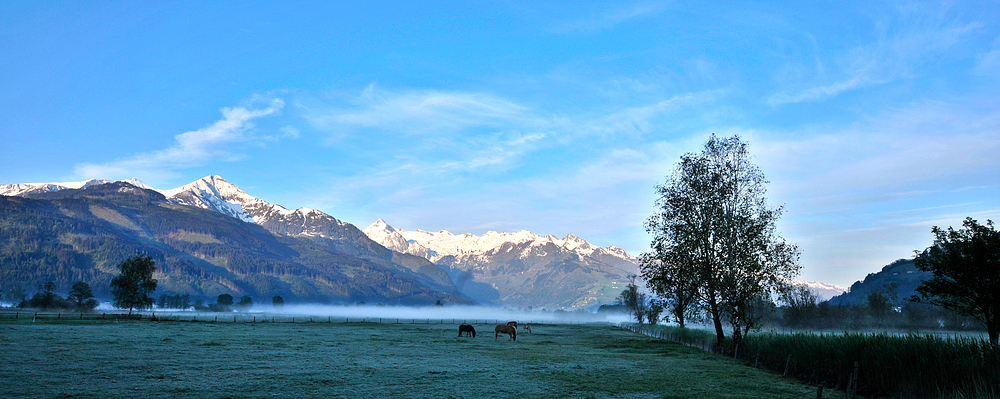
[[458, 323, 476, 337], [506, 321, 518, 328], [495, 324, 517, 341], [522, 324, 531, 334]]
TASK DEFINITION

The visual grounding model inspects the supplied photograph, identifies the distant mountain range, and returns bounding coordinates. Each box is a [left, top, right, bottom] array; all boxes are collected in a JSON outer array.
[[0, 176, 640, 309], [363, 219, 639, 309]]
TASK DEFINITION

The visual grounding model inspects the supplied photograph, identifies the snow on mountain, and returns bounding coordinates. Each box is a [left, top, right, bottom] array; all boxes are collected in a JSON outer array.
[[363, 219, 637, 266], [1, 179, 115, 196], [362, 219, 433, 259], [794, 280, 847, 301], [158, 176, 356, 240], [362, 219, 640, 309]]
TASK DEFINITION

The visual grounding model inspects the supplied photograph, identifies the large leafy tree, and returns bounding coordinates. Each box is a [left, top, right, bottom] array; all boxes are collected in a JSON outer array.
[[913, 218, 1000, 344], [68, 281, 99, 311], [641, 135, 800, 346], [110, 255, 158, 315]]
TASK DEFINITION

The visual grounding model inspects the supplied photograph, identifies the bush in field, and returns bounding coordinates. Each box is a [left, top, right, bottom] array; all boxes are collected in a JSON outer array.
[[272, 295, 284, 308]]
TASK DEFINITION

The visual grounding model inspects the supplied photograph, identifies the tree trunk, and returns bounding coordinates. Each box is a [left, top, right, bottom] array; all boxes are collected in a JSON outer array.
[[989, 321, 998, 345], [709, 298, 725, 345]]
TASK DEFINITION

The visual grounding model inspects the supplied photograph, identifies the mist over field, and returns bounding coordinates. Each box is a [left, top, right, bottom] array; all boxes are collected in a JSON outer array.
[[252, 304, 632, 324]]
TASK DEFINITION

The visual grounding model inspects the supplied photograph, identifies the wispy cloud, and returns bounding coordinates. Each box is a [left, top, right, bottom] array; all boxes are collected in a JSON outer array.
[[768, 6, 978, 105], [74, 99, 284, 181], [306, 85, 537, 137], [550, 3, 664, 34]]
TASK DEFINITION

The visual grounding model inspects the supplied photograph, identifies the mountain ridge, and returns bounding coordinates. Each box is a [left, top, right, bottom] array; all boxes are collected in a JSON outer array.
[[0, 182, 468, 305]]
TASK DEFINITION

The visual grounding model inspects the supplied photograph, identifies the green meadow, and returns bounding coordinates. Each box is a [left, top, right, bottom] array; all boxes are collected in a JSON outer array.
[[0, 318, 841, 398]]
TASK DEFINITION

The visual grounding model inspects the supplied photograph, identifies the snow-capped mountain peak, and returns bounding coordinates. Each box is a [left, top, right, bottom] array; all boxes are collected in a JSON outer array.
[[0, 178, 150, 197], [362, 220, 637, 264], [792, 280, 847, 301], [160, 175, 261, 223], [363, 219, 433, 258]]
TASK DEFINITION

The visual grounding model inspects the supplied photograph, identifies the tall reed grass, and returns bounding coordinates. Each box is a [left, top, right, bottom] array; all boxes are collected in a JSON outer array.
[[739, 332, 999, 398]]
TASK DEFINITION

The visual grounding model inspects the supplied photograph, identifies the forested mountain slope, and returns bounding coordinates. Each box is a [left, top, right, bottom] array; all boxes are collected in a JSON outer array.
[[0, 183, 468, 305]]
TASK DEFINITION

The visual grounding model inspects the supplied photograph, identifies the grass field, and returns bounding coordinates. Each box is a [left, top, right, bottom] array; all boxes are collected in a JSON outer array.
[[0, 318, 843, 398]]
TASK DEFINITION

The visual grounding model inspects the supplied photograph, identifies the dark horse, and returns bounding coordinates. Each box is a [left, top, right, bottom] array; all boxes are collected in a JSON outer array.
[[495, 324, 517, 341], [458, 323, 476, 337]]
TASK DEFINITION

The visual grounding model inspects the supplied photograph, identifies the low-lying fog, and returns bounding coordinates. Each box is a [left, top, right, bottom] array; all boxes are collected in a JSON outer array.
[[1, 301, 634, 324], [160, 304, 632, 324]]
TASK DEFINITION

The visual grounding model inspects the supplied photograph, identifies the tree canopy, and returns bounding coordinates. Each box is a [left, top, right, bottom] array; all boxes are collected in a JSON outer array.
[[68, 281, 99, 311], [913, 217, 1000, 344], [110, 255, 158, 314], [641, 134, 800, 346]]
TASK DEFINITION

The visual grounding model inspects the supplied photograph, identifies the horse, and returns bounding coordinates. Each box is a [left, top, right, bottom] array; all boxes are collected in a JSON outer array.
[[458, 323, 476, 337], [522, 324, 531, 334], [495, 324, 517, 341], [506, 321, 518, 328]]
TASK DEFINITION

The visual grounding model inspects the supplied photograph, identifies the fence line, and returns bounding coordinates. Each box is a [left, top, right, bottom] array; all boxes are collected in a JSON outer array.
[[619, 323, 716, 352]]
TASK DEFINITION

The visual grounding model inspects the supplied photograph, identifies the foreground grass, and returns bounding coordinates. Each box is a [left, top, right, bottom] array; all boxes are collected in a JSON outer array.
[[0, 319, 839, 398]]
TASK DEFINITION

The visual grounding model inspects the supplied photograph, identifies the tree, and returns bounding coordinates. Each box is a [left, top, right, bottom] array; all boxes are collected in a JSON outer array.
[[110, 255, 158, 315], [641, 135, 800, 346], [68, 281, 98, 311], [640, 249, 699, 328], [645, 299, 665, 325], [38, 281, 57, 309], [235, 295, 253, 312], [213, 294, 234, 311], [912, 218, 1000, 344], [780, 283, 819, 328], [272, 295, 284, 308], [616, 275, 648, 323]]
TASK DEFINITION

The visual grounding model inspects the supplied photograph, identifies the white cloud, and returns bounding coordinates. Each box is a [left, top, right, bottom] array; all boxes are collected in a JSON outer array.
[[74, 99, 284, 181]]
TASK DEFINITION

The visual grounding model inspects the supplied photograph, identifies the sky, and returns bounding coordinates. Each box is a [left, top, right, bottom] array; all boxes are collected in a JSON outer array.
[[2, 1, 998, 288]]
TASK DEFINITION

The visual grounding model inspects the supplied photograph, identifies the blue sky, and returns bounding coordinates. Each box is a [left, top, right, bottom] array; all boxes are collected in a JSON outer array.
[[2, 1, 998, 287]]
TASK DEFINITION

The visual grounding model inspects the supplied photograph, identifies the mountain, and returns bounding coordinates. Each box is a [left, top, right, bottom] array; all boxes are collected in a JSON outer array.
[[827, 259, 931, 306], [0, 181, 468, 305], [154, 177, 457, 294], [796, 280, 847, 301], [0, 178, 153, 197], [363, 219, 639, 309]]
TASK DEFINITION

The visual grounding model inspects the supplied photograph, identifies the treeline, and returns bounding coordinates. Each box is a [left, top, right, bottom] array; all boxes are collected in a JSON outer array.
[[763, 283, 983, 332], [7, 281, 99, 312]]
